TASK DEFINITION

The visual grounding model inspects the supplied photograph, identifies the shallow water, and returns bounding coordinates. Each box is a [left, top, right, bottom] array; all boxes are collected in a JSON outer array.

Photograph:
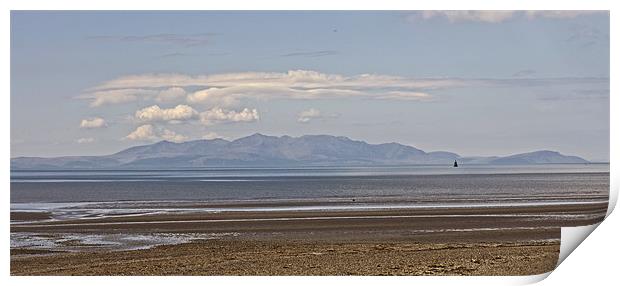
[[10, 232, 240, 253]]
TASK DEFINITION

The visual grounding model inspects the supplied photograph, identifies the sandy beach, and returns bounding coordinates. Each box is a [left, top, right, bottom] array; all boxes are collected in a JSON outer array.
[[10, 199, 606, 275], [11, 239, 560, 276]]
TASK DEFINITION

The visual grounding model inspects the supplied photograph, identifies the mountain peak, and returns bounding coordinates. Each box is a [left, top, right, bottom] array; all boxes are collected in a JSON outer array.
[[234, 133, 277, 141], [154, 140, 175, 145], [530, 150, 560, 155]]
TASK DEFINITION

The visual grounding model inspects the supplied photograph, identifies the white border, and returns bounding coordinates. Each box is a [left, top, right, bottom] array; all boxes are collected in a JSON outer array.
[[2, 1, 616, 285]]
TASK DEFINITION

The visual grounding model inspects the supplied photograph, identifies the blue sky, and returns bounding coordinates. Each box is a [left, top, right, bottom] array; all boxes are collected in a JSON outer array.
[[10, 11, 609, 161]]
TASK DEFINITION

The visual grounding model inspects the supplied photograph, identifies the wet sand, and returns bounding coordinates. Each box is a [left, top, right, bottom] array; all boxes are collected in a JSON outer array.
[[10, 201, 606, 276], [10, 211, 52, 221]]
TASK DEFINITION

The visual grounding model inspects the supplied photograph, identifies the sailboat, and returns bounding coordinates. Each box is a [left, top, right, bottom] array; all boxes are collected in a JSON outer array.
[[453, 160, 458, 167]]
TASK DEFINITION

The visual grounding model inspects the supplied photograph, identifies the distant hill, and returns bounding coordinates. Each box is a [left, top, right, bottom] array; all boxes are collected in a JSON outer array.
[[10, 133, 588, 169], [486, 150, 589, 165]]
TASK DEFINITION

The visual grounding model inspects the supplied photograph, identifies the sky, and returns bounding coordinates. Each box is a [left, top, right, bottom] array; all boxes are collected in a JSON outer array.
[[10, 11, 610, 161]]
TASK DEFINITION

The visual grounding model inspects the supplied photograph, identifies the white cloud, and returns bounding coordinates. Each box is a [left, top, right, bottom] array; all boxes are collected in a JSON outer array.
[[91, 70, 456, 92], [156, 87, 186, 102], [159, 128, 188, 143], [297, 108, 322, 123], [134, 104, 198, 123], [82, 70, 607, 109], [376, 91, 432, 100], [90, 73, 212, 90], [186, 87, 243, 106], [79, 87, 186, 107], [76, 137, 95, 144], [125, 124, 157, 141], [413, 10, 604, 23], [200, 108, 260, 126], [134, 104, 258, 127], [124, 124, 187, 142], [80, 117, 107, 129], [86, 70, 447, 107], [420, 11, 515, 23], [79, 89, 155, 107]]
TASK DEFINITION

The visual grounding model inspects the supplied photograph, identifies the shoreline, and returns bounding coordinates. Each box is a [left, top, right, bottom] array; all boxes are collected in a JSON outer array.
[[11, 199, 605, 275]]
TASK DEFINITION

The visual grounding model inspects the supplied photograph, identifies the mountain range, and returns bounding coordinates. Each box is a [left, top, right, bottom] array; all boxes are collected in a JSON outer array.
[[10, 133, 589, 169]]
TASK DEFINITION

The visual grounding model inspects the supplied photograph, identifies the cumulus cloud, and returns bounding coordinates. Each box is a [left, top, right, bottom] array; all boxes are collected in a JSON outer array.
[[76, 137, 95, 144], [200, 108, 260, 126], [134, 104, 198, 123], [297, 108, 322, 123], [124, 124, 187, 142], [80, 117, 107, 129], [125, 124, 157, 141], [159, 128, 188, 143], [411, 10, 605, 23]]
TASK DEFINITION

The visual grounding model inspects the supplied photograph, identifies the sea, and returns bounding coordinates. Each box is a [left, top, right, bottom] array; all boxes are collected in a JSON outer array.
[[10, 164, 610, 251], [11, 164, 609, 208]]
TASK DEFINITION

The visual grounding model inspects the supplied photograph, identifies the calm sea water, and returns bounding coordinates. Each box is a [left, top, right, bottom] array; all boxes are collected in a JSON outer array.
[[10, 164, 609, 204]]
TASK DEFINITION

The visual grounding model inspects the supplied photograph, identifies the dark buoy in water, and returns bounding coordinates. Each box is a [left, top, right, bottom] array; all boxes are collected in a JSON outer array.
[[453, 160, 458, 167]]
